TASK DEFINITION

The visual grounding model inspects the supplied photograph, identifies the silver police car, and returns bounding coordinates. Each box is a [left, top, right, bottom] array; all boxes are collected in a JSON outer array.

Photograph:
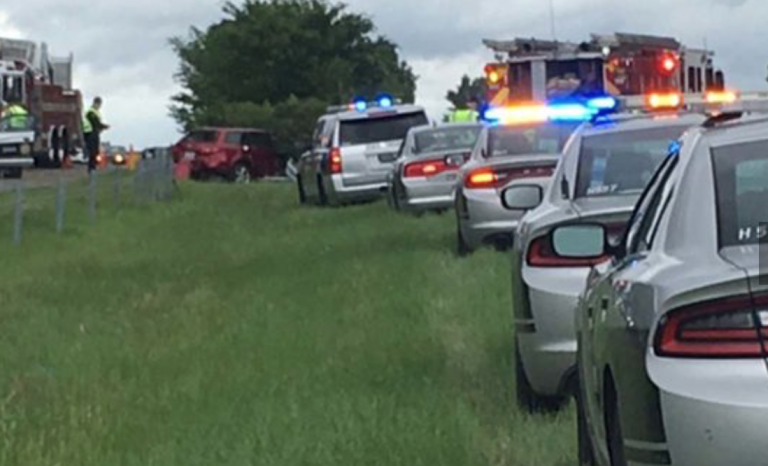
[[569, 112, 768, 466], [297, 102, 428, 206], [388, 123, 481, 213], [503, 113, 705, 411], [454, 120, 579, 254]]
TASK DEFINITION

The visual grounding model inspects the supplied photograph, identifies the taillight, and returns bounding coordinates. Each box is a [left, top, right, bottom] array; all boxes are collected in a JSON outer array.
[[464, 165, 554, 190], [526, 235, 609, 268], [404, 159, 449, 178], [655, 295, 768, 358], [329, 148, 342, 174]]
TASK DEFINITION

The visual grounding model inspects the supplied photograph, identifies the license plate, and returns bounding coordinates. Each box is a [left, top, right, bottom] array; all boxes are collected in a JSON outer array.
[[184, 151, 195, 161], [378, 153, 397, 163]]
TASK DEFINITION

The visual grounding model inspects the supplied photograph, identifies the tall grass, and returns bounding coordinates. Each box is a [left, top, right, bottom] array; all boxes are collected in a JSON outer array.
[[0, 182, 575, 465]]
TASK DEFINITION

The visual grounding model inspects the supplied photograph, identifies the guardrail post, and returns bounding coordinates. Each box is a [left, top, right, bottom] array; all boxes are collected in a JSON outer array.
[[12, 183, 24, 245], [88, 171, 97, 223], [55, 176, 66, 234]]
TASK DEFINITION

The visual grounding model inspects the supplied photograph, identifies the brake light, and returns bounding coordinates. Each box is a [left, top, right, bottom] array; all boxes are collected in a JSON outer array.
[[705, 90, 738, 105], [655, 295, 768, 358], [404, 159, 450, 178], [464, 165, 555, 190], [329, 147, 342, 174], [526, 235, 610, 268]]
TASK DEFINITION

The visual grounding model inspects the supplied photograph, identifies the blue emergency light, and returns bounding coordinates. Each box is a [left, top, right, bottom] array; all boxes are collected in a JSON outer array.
[[376, 94, 394, 108], [353, 98, 368, 112]]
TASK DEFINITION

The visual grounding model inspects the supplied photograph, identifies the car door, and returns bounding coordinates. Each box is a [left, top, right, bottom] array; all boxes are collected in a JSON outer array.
[[223, 130, 244, 170], [582, 151, 680, 453]]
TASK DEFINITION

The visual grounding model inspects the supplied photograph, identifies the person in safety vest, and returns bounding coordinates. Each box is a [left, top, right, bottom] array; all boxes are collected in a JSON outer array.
[[1, 100, 30, 130], [83, 97, 109, 173], [448, 99, 479, 123]]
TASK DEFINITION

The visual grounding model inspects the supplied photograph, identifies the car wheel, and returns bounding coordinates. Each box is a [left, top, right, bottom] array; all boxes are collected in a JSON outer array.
[[577, 381, 596, 466], [605, 379, 628, 466], [456, 217, 472, 257], [231, 163, 252, 184], [317, 175, 328, 206], [515, 343, 561, 413], [297, 176, 307, 205]]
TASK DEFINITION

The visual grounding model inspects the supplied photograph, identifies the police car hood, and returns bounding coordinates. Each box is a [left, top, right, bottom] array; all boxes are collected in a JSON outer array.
[[0, 130, 34, 145]]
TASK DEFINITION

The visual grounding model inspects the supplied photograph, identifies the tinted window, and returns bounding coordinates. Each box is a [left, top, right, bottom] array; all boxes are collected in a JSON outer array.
[[712, 140, 768, 247], [340, 112, 428, 146], [575, 126, 689, 198], [244, 132, 273, 149], [414, 126, 481, 154], [185, 130, 219, 143], [487, 123, 577, 158]]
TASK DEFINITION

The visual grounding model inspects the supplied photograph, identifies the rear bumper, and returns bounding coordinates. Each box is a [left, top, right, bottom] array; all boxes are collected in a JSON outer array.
[[330, 175, 387, 202], [648, 357, 768, 466], [402, 180, 455, 211], [516, 266, 589, 396], [459, 188, 522, 249]]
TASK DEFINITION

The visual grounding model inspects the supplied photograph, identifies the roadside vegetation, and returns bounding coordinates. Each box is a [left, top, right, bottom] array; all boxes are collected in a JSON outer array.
[[0, 183, 574, 465]]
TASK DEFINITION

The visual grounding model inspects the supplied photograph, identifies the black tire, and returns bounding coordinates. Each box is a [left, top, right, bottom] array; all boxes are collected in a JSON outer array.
[[456, 217, 472, 257], [231, 163, 252, 184], [317, 175, 328, 206], [577, 381, 597, 466], [297, 176, 307, 205], [605, 380, 628, 466], [515, 343, 562, 413], [390, 185, 402, 212]]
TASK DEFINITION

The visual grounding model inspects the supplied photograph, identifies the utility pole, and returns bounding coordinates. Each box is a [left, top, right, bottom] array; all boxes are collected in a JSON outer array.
[[549, 0, 558, 42]]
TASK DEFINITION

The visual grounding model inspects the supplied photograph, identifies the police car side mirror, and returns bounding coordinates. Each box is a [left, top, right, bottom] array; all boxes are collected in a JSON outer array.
[[551, 224, 607, 259], [501, 184, 543, 211]]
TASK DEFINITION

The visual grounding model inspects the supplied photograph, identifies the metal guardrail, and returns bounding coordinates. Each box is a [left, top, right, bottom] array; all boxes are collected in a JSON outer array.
[[0, 153, 176, 246]]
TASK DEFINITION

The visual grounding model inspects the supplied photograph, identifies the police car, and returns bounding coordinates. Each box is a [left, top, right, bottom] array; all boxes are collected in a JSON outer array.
[[297, 96, 428, 206]]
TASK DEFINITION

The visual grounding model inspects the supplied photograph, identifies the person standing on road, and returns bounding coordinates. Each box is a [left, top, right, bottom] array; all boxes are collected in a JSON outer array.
[[448, 99, 480, 123], [83, 97, 109, 173]]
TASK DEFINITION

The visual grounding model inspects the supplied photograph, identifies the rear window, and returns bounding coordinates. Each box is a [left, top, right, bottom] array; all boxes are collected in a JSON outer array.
[[414, 126, 481, 154], [340, 112, 428, 146], [185, 130, 219, 143], [712, 140, 768, 247], [487, 123, 577, 158], [575, 126, 689, 198]]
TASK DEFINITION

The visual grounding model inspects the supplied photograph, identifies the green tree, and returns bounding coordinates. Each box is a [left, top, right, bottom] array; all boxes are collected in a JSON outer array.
[[446, 75, 487, 110], [171, 0, 417, 157]]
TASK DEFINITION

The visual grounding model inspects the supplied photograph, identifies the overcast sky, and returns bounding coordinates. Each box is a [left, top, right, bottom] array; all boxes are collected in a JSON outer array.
[[1, 0, 765, 147]]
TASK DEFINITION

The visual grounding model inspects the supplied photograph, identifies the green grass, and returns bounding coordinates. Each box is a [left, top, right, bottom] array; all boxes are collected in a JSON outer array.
[[0, 182, 575, 465]]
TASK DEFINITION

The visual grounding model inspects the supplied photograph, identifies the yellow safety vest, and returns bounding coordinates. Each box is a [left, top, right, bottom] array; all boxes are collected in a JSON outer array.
[[5, 104, 29, 129], [83, 107, 103, 134], [449, 109, 479, 123]]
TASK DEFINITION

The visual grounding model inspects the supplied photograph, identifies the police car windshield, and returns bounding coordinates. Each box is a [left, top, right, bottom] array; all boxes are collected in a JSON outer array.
[[487, 123, 576, 158], [340, 112, 428, 146], [576, 125, 689, 198], [712, 140, 768, 247], [413, 126, 480, 154]]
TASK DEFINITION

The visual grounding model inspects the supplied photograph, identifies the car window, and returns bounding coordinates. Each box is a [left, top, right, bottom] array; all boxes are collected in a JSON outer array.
[[625, 151, 679, 255], [413, 126, 481, 154], [486, 123, 577, 158], [185, 130, 219, 143], [339, 111, 428, 146], [313, 119, 327, 147], [224, 132, 243, 145], [575, 125, 689, 198], [245, 132, 273, 149], [712, 139, 768, 247]]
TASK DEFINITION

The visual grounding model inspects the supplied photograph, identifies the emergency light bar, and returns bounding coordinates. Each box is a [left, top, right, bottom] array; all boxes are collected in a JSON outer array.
[[482, 95, 618, 125], [618, 90, 768, 116], [326, 94, 402, 114]]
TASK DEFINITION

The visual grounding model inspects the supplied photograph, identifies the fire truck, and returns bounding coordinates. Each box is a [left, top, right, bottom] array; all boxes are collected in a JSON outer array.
[[0, 38, 82, 178], [482, 32, 725, 106]]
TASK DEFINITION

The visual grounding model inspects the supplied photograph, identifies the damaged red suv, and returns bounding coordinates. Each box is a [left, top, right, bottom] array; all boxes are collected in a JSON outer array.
[[173, 127, 281, 183]]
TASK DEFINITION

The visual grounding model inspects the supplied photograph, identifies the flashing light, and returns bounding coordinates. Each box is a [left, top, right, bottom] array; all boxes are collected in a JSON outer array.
[[705, 90, 738, 105], [329, 147, 342, 174], [586, 96, 618, 111], [547, 103, 595, 122], [353, 98, 368, 112], [648, 92, 683, 110], [662, 58, 676, 72], [377, 94, 394, 108], [484, 104, 548, 125], [488, 70, 501, 85]]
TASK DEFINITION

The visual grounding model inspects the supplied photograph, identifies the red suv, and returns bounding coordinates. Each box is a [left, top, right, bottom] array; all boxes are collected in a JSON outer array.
[[173, 127, 281, 183]]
